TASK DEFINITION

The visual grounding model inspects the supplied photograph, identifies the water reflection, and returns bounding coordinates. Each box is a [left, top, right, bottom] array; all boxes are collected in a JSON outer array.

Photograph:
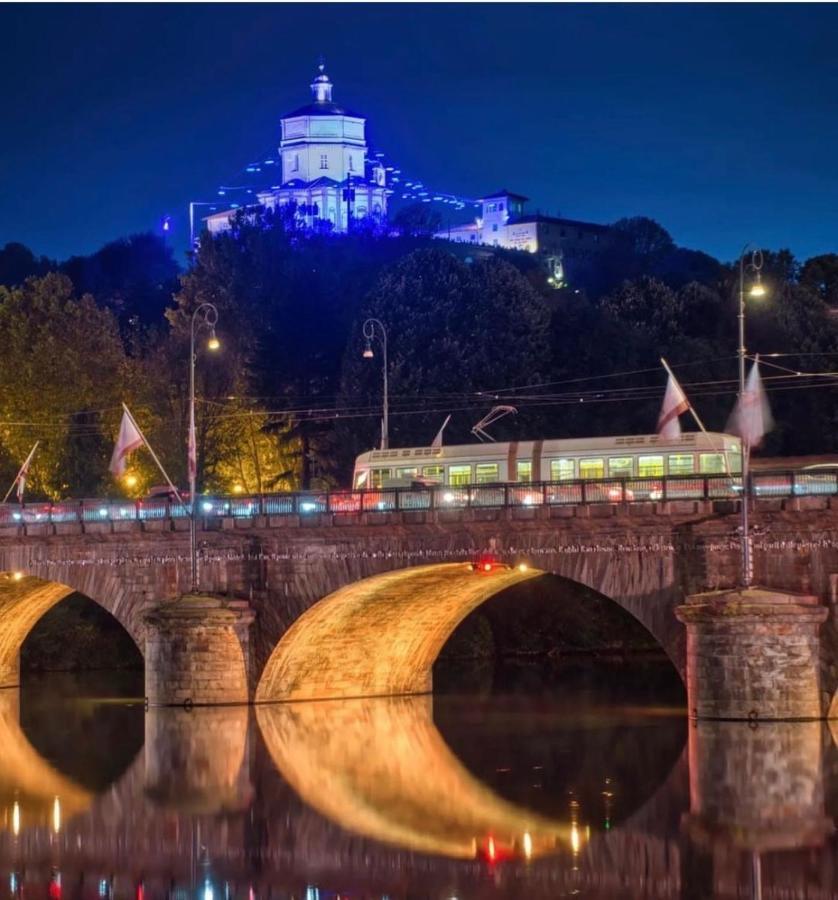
[[2, 673, 838, 897], [257, 694, 577, 860]]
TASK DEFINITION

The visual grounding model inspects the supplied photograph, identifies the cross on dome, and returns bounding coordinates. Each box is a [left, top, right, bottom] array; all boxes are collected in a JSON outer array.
[[310, 58, 333, 103]]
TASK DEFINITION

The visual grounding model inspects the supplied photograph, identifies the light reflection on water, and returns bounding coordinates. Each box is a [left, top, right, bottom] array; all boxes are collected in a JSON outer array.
[[0, 669, 837, 898]]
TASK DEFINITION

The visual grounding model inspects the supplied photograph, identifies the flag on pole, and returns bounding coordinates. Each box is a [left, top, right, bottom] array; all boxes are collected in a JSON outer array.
[[727, 358, 773, 448], [431, 414, 452, 449], [187, 405, 197, 483], [657, 372, 690, 439], [109, 408, 144, 477], [16, 442, 38, 503]]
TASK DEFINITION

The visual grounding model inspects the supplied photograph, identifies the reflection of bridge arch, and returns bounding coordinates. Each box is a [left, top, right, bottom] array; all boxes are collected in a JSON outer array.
[[0, 690, 92, 831], [256, 563, 681, 703], [0, 573, 143, 688], [257, 694, 577, 859]]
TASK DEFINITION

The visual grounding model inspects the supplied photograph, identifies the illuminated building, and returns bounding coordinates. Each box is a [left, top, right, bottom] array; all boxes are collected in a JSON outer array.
[[205, 63, 389, 236], [435, 189, 609, 285]]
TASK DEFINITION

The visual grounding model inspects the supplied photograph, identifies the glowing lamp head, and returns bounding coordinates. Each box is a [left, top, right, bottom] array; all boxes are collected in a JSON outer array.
[[518, 563, 528, 573], [12, 571, 23, 581], [749, 277, 766, 298], [232, 484, 244, 494], [207, 329, 221, 352], [362, 342, 374, 359], [124, 474, 138, 489], [483, 562, 492, 573]]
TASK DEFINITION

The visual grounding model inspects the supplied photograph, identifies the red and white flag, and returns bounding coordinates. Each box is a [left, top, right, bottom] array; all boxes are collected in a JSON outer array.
[[109, 408, 144, 477], [187, 405, 197, 483], [16, 442, 38, 503], [727, 358, 773, 448], [657, 372, 690, 439]]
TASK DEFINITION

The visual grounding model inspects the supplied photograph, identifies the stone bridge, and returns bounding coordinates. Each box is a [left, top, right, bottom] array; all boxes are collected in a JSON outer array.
[[0, 498, 837, 713]]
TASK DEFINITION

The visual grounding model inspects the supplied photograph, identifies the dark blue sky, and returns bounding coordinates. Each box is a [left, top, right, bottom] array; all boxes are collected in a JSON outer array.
[[2, 3, 837, 263]]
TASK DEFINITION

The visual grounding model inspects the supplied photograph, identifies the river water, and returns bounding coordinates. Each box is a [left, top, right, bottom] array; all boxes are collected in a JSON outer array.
[[1, 666, 838, 899]]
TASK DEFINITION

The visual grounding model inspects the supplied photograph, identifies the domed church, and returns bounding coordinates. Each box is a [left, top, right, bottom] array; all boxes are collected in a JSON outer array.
[[205, 63, 389, 235]]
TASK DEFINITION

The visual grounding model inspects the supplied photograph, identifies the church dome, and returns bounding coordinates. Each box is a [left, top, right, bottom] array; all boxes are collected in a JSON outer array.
[[283, 63, 364, 120]]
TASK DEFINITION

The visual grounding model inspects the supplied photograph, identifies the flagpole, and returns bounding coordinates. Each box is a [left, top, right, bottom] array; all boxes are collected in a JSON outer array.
[[2, 441, 39, 504], [121, 404, 184, 504], [660, 358, 710, 434]]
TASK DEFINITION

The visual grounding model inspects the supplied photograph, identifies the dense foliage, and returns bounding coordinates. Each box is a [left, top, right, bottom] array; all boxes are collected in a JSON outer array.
[[1, 208, 837, 500]]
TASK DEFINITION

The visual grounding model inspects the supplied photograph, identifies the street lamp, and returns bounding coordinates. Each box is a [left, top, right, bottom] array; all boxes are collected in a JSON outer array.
[[189, 302, 220, 592], [362, 318, 389, 450], [737, 244, 767, 588]]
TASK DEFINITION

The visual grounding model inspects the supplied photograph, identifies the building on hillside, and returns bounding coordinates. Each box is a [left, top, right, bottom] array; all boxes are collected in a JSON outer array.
[[434, 190, 609, 286], [205, 64, 389, 236]]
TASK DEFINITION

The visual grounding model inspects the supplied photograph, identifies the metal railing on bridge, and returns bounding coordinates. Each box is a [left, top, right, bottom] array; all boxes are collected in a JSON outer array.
[[0, 469, 833, 528]]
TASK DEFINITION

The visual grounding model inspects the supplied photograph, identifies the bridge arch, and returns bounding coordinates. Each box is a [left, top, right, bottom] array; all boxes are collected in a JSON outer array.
[[256, 563, 682, 703], [0, 570, 144, 689]]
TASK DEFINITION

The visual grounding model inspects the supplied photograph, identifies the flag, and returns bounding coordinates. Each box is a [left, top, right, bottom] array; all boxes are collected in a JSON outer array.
[[727, 358, 773, 448], [187, 404, 197, 484], [657, 373, 690, 439], [431, 414, 452, 448], [109, 408, 144, 477]]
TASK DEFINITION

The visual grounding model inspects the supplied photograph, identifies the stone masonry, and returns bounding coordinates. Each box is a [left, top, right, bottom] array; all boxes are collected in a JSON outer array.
[[0, 499, 838, 710]]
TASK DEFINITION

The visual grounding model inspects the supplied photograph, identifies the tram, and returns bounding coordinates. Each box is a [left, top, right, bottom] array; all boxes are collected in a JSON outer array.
[[352, 431, 742, 490]]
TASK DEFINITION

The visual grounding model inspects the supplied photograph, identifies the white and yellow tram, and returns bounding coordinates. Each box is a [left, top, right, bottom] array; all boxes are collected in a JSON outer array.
[[353, 431, 742, 490]]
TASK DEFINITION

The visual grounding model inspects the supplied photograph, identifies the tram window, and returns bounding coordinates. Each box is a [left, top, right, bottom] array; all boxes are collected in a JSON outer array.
[[579, 458, 605, 480], [370, 468, 391, 488], [550, 458, 576, 481], [475, 463, 500, 483], [354, 470, 369, 488], [668, 454, 695, 476], [638, 455, 664, 477], [449, 464, 472, 486], [422, 465, 444, 482], [608, 457, 634, 478], [516, 461, 532, 482], [728, 446, 742, 474], [396, 467, 418, 479], [699, 453, 726, 474]]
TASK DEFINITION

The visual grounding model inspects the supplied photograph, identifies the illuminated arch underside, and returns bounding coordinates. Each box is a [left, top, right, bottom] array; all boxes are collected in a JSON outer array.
[[256, 563, 542, 702]]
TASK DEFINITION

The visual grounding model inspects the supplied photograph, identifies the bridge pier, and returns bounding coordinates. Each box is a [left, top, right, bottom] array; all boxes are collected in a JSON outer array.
[[144, 595, 255, 706], [676, 589, 828, 720]]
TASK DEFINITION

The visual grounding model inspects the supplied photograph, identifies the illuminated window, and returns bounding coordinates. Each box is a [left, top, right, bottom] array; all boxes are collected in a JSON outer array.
[[638, 455, 664, 477], [728, 445, 742, 473], [668, 454, 695, 476], [579, 459, 605, 480], [320, 154, 328, 169], [397, 467, 418, 480], [475, 463, 499, 484], [550, 458, 576, 481], [608, 457, 634, 478], [354, 470, 368, 488], [517, 461, 532, 483], [449, 465, 472, 486], [699, 453, 726, 474], [422, 465, 444, 482], [370, 468, 391, 488]]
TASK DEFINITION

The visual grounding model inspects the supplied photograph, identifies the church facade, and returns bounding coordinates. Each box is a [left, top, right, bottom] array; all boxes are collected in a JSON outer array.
[[205, 65, 389, 236]]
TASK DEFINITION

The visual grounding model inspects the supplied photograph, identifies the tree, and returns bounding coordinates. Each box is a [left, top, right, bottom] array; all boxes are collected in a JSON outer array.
[[339, 249, 551, 462], [800, 254, 838, 309], [0, 243, 53, 287], [0, 274, 130, 498], [391, 203, 443, 238]]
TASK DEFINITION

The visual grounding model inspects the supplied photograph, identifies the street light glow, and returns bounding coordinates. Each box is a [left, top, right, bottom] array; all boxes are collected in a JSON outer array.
[[362, 343, 374, 359], [749, 280, 766, 298], [207, 330, 221, 351]]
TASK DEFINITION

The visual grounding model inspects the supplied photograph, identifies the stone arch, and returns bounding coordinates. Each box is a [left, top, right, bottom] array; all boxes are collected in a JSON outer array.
[[256, 562, 681, 703], [0, 571, 143, 689]]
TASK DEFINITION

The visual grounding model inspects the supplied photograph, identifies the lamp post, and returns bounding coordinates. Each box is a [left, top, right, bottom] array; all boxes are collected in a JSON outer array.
[[189, 303, 220, 592], [362, 318, 389, 450], [188, 202, 219, 253], [737, 244, 766, 588]]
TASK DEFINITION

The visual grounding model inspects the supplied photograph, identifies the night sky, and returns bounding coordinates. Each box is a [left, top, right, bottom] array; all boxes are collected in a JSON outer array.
[[2, 3, 837, 263]]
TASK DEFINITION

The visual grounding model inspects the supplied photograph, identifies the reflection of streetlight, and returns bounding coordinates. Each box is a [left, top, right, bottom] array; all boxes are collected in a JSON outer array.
[[737, 245, 767, 587], [362, 318, 389, 450], [189, 303, 220, 592], [12, 801, 20, 836], [52, 796, 61, 834]]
